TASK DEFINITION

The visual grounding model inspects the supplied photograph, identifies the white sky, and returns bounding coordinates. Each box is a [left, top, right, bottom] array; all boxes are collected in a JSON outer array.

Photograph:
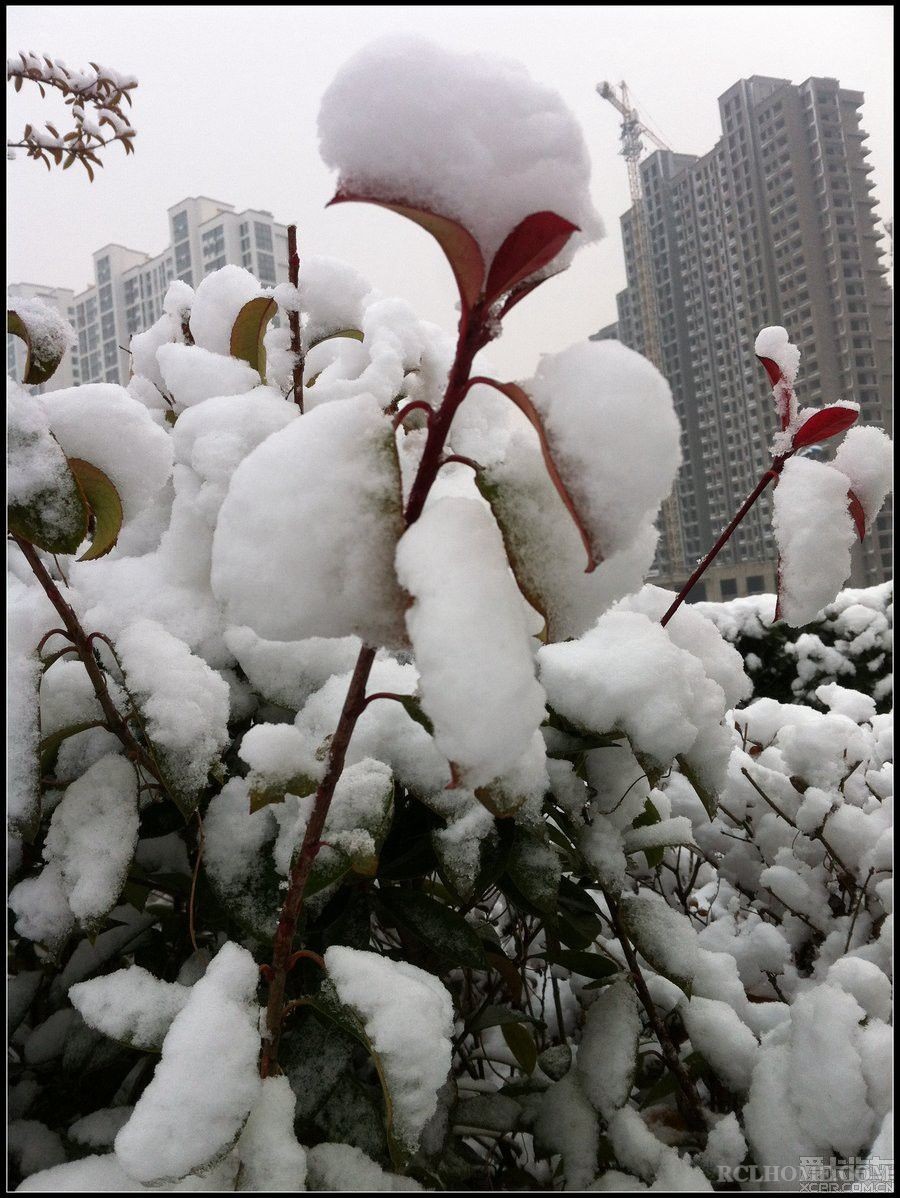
[[7, 4, 894, 376]]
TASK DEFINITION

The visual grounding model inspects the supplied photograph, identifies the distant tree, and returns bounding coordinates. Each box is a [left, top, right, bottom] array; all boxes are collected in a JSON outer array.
[[7, 51, 136, 180]]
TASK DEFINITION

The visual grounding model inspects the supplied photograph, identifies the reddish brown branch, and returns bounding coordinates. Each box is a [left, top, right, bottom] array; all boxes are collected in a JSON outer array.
[[287, 225, 304, 411], [13, 535, 163, 786], [603, 890, 706, 1133], [260, 296, 499, 1077], [660, 458, 788, 627]]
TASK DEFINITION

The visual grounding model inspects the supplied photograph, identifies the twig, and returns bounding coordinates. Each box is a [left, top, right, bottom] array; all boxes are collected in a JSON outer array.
[[287, 225, 304, 410], [188, 811, 204, 952]]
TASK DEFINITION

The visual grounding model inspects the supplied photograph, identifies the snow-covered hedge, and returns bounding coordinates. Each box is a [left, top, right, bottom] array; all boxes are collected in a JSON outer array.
[[7, 38, 893, 1194], [696, 583, 893, 711]]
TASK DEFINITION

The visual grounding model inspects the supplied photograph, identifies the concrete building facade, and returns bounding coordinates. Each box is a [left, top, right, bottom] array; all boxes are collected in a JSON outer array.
[[611, 76, 892, 596], [8, 197, 290, 392]]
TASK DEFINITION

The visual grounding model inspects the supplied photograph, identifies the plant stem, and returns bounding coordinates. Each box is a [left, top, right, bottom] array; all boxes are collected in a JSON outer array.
[[261, 642, 375, 1075], [660, 458, 787, 627], [13, 535, 163, 786], [603, 888, 706, 1133], [260, 299, 494, 1076], [287, 224, 304, 411]]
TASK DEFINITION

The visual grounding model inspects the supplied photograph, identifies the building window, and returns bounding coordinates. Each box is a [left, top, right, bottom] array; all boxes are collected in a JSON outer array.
[[172, 211, 189, 240], [257, 251, 276, 284], [720, 578, 739, 598], [746, 575, 766, 594], [175, 242, 192, 275], [97, 256, 111, 283], [254, 221, 273, 251]]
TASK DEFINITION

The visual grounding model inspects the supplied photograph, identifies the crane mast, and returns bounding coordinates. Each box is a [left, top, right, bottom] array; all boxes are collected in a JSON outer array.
[[598, 80, 685, 577]]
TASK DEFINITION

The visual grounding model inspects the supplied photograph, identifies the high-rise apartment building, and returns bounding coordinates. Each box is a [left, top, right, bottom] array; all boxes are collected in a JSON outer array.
[[610, 76, 892, 597], [8, 198, 290, 392]]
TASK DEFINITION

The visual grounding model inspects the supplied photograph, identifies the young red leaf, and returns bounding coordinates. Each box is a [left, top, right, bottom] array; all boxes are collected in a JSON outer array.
[[756, 356, 782, 389], [484, 211, 579, 305], [328, 191, 485, 313], [477, 379, 598, 573], [847, 489, 866, 541], [791, 405, 858, 450]]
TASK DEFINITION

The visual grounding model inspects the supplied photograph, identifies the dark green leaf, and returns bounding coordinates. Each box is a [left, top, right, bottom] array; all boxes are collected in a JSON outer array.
[[376, 888, 486, 970], [502, 1022, 538, 1075]]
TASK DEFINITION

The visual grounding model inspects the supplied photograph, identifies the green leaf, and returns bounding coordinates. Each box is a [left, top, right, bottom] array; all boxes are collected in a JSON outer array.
[[676, 754, 719, 820], [307, 327, 364, 351], [67, 458, 123, 560], [248, 772, 317, 814], [393, 694, 434, 737], [630, 797, 665, 869], [502, 1022, 538, 1074], [8, 308, 67, 384], [376, 888, 486, 969], [302, 978, 404, 1168], [470, 1005, 546, 1033], [229, 295, 277, 376], [541, 948, 620, 981]]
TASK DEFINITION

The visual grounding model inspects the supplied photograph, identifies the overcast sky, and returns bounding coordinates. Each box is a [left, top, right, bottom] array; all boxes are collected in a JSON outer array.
[[7, 4, 894, 375]]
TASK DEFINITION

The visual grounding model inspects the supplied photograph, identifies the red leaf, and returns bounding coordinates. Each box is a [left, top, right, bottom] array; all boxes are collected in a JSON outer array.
[[791, 405, 858, 450], [328, 191, 485, 313], [484, 212, 579, 305], [477, 378, 599, 572], [756, 356, 782, 389], [848, 489, 866, 541]]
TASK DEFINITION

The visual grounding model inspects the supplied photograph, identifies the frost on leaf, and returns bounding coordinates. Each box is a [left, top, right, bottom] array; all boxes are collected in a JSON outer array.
[[323, 946, 454, 1156], [394, 496, 547, 794], [43, 754, 139, 930], [211, 394, 408, 648], [113, 942, 261, 1184], [69, 965, 191, 1051]]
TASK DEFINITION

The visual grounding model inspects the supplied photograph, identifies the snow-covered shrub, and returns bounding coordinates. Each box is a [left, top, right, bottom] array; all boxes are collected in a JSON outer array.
[[696, 582, 893, 711], [7, 38, 893, 1193]]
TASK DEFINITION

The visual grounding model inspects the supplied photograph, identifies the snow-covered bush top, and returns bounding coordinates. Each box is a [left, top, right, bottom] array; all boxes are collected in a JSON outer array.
[[8, 37, 893, 1194]]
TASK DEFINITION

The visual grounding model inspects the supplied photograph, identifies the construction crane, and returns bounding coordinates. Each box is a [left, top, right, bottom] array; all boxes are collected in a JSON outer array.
[[597, 80, 685, 576]]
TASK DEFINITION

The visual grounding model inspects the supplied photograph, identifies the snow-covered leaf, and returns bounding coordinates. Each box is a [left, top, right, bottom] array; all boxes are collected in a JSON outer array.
[[212, 393, 408, 647], [69, 966, 191, 1052], [114, 943, 261, 1184]]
